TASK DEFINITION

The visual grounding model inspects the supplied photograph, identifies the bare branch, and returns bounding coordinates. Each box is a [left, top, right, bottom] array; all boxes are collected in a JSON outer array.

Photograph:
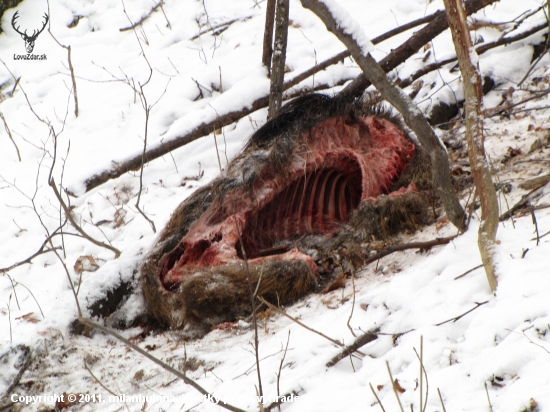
[[339, 0, 500, 98], [326, 328, 378, 367], [48, 31, 79, 117], [119, 1, 163, 32], [435, 300, 489, 326], [50, 179, 121, 257]]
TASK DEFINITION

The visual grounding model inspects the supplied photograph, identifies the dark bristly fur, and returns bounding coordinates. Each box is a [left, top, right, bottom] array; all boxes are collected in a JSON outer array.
[[141, 93, 433, 334]]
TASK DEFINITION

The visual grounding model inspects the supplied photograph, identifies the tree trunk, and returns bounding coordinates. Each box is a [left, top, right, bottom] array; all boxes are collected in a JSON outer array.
[[262, 0, 277, 74], [299, 0, 466, 232], [268, 0, 289, 118], [443, 0, 499, 291]]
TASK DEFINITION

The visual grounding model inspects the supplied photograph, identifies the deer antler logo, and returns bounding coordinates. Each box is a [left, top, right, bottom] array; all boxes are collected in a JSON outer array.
[[11, 11, 49, 54]]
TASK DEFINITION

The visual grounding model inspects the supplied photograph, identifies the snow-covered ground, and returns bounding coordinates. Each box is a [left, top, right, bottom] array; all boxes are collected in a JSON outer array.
[[1, 0, 550, 410]]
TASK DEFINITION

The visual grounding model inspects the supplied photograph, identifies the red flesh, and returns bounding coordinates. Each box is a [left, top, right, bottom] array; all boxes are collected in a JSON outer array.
[[159, 116, 415, 289]]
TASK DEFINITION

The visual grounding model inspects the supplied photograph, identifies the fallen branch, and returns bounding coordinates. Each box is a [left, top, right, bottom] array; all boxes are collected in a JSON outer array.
[[364, 236, 457, 266], [435, 300, 489, 326], [119, 1, 163, 32], [79, 317, 246, 412], [339, 0, 500, 98], [326, 328, 379, 367], [287, 7, 446, 89], [499, 180, 550, 221], [191, 17, 248, 41], [399, 21, 550, 90]]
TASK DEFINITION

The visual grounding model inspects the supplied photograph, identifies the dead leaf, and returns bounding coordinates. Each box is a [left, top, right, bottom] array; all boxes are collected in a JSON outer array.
[[323, 273, 346, 294], [15, 312, 40, 323], [393, 378, 406, 393], [74, 255, 100, 274], [376, 384, 384, 391]]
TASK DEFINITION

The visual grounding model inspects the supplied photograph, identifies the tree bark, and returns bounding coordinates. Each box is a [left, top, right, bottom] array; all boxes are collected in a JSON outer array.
[[262, 0, 277, 74], [299, 0, 466, 232], [268, 0, 289, 118], [443, 0, 499, 291]]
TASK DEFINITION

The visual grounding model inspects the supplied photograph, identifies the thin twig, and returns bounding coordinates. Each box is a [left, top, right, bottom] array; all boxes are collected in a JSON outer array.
[[531, 209, 540, 246], [3, 274, 20, 310], [435, 301, 489, 326], [0, 112, 21, 161], [419, 336, 423, 412], [369, 382, 387, 412], [0, 236, 61, 272], [48, 31, 78, 117], [454, 264, 483, 280], [484, 382, 494, 412], [2, 276, 45, 318], [413, 346, 429, 412], [385, 360, 405, 412], [7, 296, 12, 342], [276, 331, 291, 412], [50, 179, 121, 257], [258, 296, 366, 354], [532, 228, 550, 241], [79, 317, 247, 412], [84, 360, 119, 396], [347, 272, 357, 337], [437, 388, 447, 412], [213, 127, 223, 173]]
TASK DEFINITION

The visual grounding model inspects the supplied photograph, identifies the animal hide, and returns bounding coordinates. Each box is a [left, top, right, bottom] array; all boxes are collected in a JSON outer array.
[[141, 94, 432, 335]]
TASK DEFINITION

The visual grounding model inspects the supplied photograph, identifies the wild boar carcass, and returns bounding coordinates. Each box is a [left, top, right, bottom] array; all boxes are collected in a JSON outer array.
[[141, 94, 432, 334]]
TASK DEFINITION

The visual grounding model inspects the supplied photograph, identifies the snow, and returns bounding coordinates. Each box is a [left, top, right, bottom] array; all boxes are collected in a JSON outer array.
[[1, 0, 550, 411], [318, 0, 374, 55]]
